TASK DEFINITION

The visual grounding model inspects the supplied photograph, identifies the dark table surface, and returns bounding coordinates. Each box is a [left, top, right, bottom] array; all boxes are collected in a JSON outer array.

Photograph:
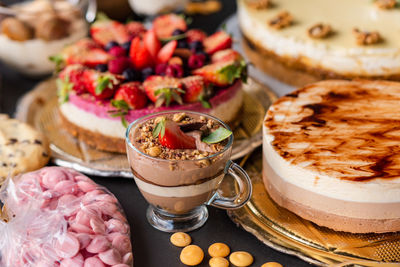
[[0, 1, 311, 266]]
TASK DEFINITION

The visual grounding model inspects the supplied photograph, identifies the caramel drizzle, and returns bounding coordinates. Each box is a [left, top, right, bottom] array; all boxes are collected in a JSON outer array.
[[265, 81, 400, 182]]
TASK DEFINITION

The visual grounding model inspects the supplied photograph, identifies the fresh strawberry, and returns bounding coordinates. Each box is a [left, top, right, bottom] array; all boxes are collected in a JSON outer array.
[[211, 49, 242, 63], [144, 29, 161, 60], [129, 36, 153, 70], [153, 14, 187, 39], [181, 75, 211, 108], [114, 82, 147, 109], [58, 64, 87, 94], [203, 31, 232, 54], [143, 75, 184, 107], [193, 60, 247, 87], [186, 29, 207, 43], [157, 40, 177, 63], [154, 119, 196, 149], [125, 21, 146, 37], [84, 69, 120, 99], [61, 39, 113, 67], [90, 20, 131, 46]]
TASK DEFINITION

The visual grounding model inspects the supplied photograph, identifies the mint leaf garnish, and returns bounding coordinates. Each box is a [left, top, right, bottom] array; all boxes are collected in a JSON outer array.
[[56, 77, 73, 104], [218, 60, 248, 84], [49, 54, 64, 73], [108, 99, 130, 128], [153, 118, 166, 138], [95, 76, 112, 95], [202, 127, 232, 144], [199, 94, 211, 109]]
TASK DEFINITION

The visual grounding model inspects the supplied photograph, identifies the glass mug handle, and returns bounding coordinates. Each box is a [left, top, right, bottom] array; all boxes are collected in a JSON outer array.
[[207, 160, 252, 209]]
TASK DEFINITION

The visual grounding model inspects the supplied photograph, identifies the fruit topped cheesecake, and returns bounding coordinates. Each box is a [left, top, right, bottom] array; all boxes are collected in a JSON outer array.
[[54, 14, 247, 153]]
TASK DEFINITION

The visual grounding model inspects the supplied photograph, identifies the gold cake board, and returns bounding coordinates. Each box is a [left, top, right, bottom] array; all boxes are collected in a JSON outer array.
[[228, 150, 400, 266]]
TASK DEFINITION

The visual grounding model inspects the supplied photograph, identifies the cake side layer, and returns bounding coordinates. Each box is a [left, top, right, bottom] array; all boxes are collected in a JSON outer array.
[[263, 172, 400, 233], [238, 0, 400, 77]]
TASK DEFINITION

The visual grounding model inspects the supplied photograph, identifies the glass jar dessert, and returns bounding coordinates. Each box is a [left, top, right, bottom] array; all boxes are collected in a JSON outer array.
[[126, 111, 252, 232]]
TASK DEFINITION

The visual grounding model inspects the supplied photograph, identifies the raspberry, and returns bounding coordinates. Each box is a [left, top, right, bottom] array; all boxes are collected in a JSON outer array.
[[165, 64, 184, 78], [188, 54, 206, 69], [108, 46, 127, 57], [108, 57, 131, 74], [155, 63, 168, 76]]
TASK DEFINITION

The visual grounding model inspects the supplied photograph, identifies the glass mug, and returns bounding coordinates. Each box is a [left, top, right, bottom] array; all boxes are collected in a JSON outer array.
[[126, 111, 252, 232]]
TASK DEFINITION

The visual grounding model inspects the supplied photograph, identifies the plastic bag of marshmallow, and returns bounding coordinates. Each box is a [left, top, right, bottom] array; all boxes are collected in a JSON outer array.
[[0, 167, 133, 267]]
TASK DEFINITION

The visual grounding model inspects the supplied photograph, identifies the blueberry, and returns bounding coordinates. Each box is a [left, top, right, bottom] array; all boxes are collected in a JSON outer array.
[[177, 39, 188, 49], [141, 67, 154, 80], [189, 41, 203, 52], [121, 41, 132, 51], [172, 29, 185, 36], [95, 64, 108, 72], [196, 51, 209, 61], [123, 68, 141, 81], [105, 41, 119, 51]]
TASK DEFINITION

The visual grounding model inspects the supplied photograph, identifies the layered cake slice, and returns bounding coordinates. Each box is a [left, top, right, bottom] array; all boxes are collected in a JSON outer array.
[[55, 14, 247, 153], [238, 0, 400, 86], [263, 80, 400, 233]]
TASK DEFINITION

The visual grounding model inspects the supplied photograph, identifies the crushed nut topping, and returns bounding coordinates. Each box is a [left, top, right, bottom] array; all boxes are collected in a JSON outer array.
[[134, 115, 226, 160], [308, 23, 332, 39], [353, 28, 382, 45], [268, 11, 293, 30], [246, 0, 272, 9], [374, 0, 396, 9]]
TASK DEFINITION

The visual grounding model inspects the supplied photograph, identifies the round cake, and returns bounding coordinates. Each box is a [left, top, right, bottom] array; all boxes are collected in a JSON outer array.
[[238, 0, 400, 86], [263, 80, 400, 233], [55, 14, 246, 153]]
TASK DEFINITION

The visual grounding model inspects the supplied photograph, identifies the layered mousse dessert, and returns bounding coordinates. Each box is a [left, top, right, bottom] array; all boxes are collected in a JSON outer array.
[[126, 112, 233, 214], [0, 0, 88, 76], [263, 80, 400, 233], [238, 0, 400, 86], [56, 14, 246, 153]]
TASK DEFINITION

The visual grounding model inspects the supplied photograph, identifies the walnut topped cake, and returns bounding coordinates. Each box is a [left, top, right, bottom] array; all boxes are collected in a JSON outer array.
[[263, 80, 400, 233], [238, 0, 400, 86]]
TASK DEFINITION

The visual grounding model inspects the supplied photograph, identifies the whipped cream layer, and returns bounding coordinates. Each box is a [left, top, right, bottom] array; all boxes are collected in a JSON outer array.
[[263, 80, 400, 206], [60, 81, 242, 139], [238, 0, 400, 77]]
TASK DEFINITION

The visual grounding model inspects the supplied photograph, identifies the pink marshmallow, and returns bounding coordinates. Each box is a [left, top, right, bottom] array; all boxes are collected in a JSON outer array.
[[113, 264, 131, 267], [54, 233, 80, 259], [122, 252, 133, 265], [83, 257, 106, 267], [41, 168, 67, 189], [112, 234, 132, 255], [60, 253, 84, 267], [77, 181, 98, 193], [98, 248, 122, 266], [105, 219, 129, 234], [75, 210, 92, 227], [90, 217, 106, 235], [54, 180, 79, 196], [86, 235, 110, 254], [69, 222, 94, 234], [74, 233, 92, 250]]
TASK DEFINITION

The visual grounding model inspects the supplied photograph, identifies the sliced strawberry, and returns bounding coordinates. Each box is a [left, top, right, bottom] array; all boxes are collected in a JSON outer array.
[[125, 21, 146, 37], [157, 40, 177, 63], [203, 31, 232, 54], [90, 20, 131, 46], [186, 29, 207, 43], [211, 49, 242, 63], [156, 119, 196, 149], [84, 69, 120, 99], [181, 75, 211, 108], [144, 29, 161, 60], [193, 60, 247, 87], [114, 82, 147, 109], [61, 39, 113, 67], [143, 75, 184, 107], [153, 14, 187, 39], [129, 36, 153, 70], [58, 64, 87, 94]]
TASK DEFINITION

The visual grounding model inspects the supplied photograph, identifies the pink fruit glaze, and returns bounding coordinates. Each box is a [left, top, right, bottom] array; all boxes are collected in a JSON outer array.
[[67, 80, 242, 122]]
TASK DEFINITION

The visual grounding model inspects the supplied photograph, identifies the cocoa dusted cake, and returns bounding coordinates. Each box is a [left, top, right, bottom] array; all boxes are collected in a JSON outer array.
[[263, 80, 400, 233], [54, 14, 247, 153], [238, 0, 400, 86]]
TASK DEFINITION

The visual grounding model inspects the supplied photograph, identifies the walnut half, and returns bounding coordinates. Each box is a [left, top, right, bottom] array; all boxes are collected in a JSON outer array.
[[268, 11, 293, 30], [374, 0, 396, 9], [308, 23, 332, 39], [353, 28, 382, 45], [246, 0, 272, 9]]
